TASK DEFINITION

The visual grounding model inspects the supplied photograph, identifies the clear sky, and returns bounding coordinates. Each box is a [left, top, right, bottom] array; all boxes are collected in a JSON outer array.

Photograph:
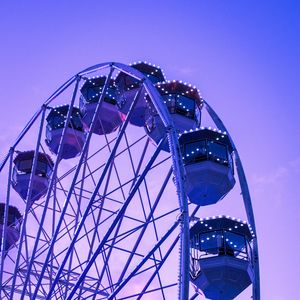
[[0, 1, 299, 299]]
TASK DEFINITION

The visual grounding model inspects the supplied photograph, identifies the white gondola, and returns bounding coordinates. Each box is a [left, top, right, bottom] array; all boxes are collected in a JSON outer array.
[[190, 216, 255, 300], [11, 151, 53, 205], [80, 77, 125, 135], [46, 105, 86, 159], [115, 61, 165, 127], [0, 204, 22, 253], [179, 128, 235, 206], [145, 81, 203, 152]]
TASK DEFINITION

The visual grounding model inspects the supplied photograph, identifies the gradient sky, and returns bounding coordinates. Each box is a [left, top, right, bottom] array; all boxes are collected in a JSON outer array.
[[0, 1, 299, 299]]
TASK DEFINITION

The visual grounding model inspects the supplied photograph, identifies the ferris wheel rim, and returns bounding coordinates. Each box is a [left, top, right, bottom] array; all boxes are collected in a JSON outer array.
[[0, 62, 260, 300]]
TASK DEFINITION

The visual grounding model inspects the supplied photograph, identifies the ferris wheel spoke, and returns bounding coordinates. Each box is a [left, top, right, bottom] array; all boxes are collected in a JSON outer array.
[[18, 189, 178, 292], [92, 147, 152, 293], [29, 205, 53, 243], [105, 219, 179, 300], [0, 151, 14, 296], [87, 129, 139, 293], [79, 138, 166, 294], [43, 84, 147, 299], [137, 234, 179, 300], [76, 164, 116, 297], [95, 206, 180, 253], [135, 186, 168, 299], [76, 260, 163, 300], [123, 132, 149, 189], [189, 293, 199, 300], [116, 167, 172, 285], [122, 132, 166, 265], [137, 205, 201, 300], [70, 143, 166, 214], [116, 283, 177, 300], [84, 163, 115, 251], [100, 251, 114, 295], [6, 106, 50, 300], [53, 172, 101, 265], [30, 69, 119, 298], [26, 193, 88, 275], [40, 210, 102, 263], [1, 287, 10, 299], [17, 268, 49, 298], [133, 172, 168, 300], [52, 180, 90, 241], [71, 135, 148, 194], [70, 134, 144, 187], [78, 132, 148, 295], [21, 229, 36, 297], [16, 78, 82, 300], [63, 139, 164, 299]]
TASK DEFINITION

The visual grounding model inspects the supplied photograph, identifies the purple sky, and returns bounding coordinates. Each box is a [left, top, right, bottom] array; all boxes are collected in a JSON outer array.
[[0, 1, 299, 299]]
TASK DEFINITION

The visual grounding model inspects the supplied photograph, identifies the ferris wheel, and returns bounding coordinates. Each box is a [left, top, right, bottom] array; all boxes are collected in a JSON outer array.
[[0, 61, 260, 300]]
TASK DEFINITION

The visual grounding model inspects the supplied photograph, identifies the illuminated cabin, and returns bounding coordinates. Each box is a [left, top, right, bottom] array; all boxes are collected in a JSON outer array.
[[12, 151, 54, 204], [115, 62, 165, 127], [0, 204, 22, 252], [79, 77, 125, 135], [179, 128, 235, 206], [46, 105, 86, 159], [190, 216, 255, 300], [144, 81, 203, 152]]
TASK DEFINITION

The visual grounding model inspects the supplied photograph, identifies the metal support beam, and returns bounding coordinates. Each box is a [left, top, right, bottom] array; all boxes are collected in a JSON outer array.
[[65, 139, 164, 299], [0, 149, 14, 297], [9, 106, 47, 300], [106, 220, 180, 300], [18, 78, 81, 300], [45, 81, 146, 299], [204, 100, 260, 300]]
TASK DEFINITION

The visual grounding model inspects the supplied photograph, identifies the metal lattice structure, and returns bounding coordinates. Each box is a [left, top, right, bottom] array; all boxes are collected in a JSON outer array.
[[0, 62, 260, 299]]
